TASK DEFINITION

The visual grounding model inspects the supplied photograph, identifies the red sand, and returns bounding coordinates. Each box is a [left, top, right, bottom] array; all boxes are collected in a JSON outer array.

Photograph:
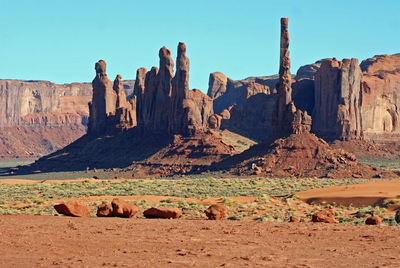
[[1, 215, 400, 267], [298, 179, 400, 207]]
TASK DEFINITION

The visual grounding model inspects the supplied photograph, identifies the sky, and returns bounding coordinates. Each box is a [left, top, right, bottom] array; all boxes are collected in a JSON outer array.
[[0, 0, 399, 92]]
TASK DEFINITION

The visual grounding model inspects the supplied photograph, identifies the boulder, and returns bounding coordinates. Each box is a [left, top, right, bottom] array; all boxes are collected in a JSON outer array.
[[111, 198, 138, 218], [143, 207, 182, 219], [312, 208, 338, 223], [365, 212, 382, 225], [54, 201, 90, 217], [289, 216, 300, 223], [96, 203, 113, 217], [204, 204, 228, 220]]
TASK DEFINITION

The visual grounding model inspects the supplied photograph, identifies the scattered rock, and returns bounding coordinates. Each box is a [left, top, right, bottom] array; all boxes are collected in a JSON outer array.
[[204, 204, 228, 220], [143, 207, 182, 219], [96, 203, 113, 217], [312, 208, 338, 223], [54, 201, 90, 217], [111, 198, 138, 218], [365, 212, 382, 225], [289, 216, 300, 223]]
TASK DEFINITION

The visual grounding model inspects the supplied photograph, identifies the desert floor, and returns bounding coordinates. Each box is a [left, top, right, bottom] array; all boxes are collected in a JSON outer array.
[[1, 215, 400, 267]]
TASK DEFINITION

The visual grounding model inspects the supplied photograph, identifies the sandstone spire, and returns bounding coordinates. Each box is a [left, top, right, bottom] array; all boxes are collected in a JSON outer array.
[[113, 74, 128, 109], [277, 17, 292, 121], [88, 59, 116, 134], [272, 18, 311, 136]]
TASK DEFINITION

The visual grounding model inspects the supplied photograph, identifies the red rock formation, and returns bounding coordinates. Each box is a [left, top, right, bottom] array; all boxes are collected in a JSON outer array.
[[96, 203, 113, 217], [0, 79, 93, 158], [111, 198, 138, 218], [313, 58, 363, 140], [272, 18, 311, 136], [207, 72, 228, 99], [88, 60, 117, 134], [54, 201, 90, 217], [360, 54, 400, 142], [143, 207, 182, 219], [312, 208, 338, 223], [113, 75, 136, 130], [365, 212, 382, 225], [135, 42, 213, 136]]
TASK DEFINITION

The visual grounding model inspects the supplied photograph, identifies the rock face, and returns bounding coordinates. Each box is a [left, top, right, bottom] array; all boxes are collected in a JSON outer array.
[[208, 74, 270, 114], [272, 18, 311, 136], [54, 201, 90, 217], [204, 204, 227, 220], [135, 42, 213, 136], [143, 207, 182, 219], [313, 58, 363, 140], [0, 79, 93, 158], [207, 72, 228, 99], [360, 54, 400, 142]]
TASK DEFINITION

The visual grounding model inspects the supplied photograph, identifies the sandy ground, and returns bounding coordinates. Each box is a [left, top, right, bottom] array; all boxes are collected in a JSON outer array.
[[1, 215, 400, 267], [298, 179, 400, 207]]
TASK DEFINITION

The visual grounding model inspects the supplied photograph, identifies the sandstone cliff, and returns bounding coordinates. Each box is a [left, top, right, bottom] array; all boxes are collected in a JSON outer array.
[[0, 78, 135, 158], [0, 80, 92, 158], [360, 54, 400, 142], [312, 58, 363, 140]]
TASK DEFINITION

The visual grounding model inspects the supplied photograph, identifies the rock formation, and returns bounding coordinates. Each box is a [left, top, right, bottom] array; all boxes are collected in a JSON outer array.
[[312, 58, 363, 140], [207, 72, 228, 99], [111, 198, 138, 218], [0, 80, 92, 158], [96, 203, 113, 217], [208, 73, 269, 114], [143, 207, 182, 219], [213, 132, 391, 178], [272, 18, 311, 136], [312, 208, 338, 223], [135, 42, 213, 136], [54, 201, 90, 217], [360, 54, 400, 142], [204, 204, 227, 220], [88, 60, 116, 134], [113, 75, 136, 130], [88, 61, 136, 134]]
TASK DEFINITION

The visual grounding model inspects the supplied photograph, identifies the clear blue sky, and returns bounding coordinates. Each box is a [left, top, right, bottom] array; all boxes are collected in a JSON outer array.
[[0, 0, 399, 92]]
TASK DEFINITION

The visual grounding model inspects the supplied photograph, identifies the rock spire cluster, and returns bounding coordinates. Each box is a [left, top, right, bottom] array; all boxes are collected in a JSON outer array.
[[134, 42, 213, 135], [88, 60, 135, 134]]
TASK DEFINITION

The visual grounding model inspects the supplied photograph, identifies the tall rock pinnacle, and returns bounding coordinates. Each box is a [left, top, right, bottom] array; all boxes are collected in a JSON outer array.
[[88, 60, 116, 134], [272, 18, 311, 136]]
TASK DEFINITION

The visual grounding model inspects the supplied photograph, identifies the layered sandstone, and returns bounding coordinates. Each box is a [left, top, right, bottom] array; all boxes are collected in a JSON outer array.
[[312, 58, 363, 140], [360, 54, 400, 142], [0, 79, 93, 158]]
